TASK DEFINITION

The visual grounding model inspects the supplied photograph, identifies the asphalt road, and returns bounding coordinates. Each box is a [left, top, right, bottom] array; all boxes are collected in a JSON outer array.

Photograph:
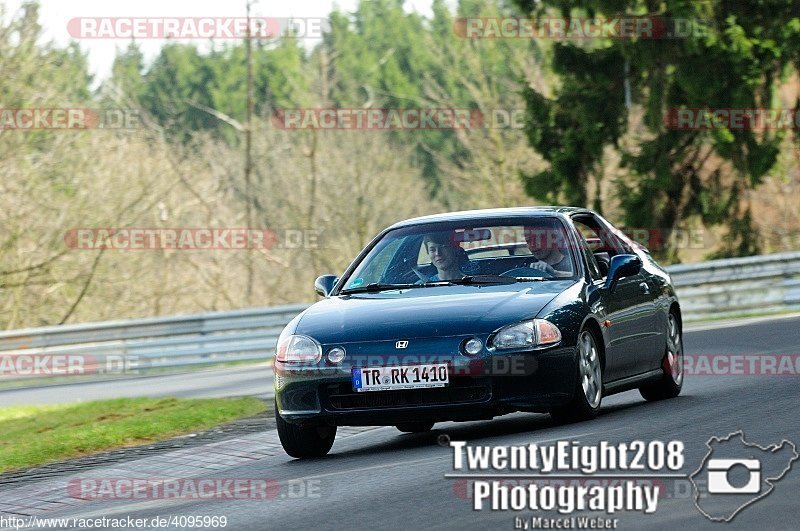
[[0, 365, 275, 406], [2, 313, 797, 407], [3, 316, 800, 530]]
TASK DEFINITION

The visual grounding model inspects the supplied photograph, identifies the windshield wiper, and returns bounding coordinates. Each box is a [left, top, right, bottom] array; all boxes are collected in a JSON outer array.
[[341, 275, 554, 294], [340, 282, 421, 294], [427, 275, 554, 286], [428, 275, 518, 286]]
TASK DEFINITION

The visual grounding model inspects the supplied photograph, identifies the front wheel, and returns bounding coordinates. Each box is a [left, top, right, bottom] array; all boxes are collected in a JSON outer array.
[[550, 328, 603, 424], [275, 401, 336, 458], [640, 312, 683, 401]]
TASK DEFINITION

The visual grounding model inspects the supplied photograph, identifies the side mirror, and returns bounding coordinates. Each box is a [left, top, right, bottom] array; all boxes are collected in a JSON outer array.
[[314, 274, 339, 297], [604, 254, 641, 292]]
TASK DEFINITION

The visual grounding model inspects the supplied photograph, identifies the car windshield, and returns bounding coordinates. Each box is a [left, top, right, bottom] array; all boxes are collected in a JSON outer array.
[[340, 217, 578, 292]]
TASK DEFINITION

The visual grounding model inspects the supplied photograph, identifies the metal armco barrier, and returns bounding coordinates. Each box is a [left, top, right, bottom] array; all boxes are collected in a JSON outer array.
[[0, 305, 307, 382], [1, 252, 799, 382], [666, 251, 800, 320]]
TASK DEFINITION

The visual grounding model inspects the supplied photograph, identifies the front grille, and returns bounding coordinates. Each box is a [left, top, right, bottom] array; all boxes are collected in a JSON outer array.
[[323, 381, 491, 410]]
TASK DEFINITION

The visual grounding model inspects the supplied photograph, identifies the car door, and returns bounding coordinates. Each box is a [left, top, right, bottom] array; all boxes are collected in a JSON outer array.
[[574, 215, 659, 380], [603, 264, 657, 378], [595, 215, 667, 370], [635, 261, 670, 371]]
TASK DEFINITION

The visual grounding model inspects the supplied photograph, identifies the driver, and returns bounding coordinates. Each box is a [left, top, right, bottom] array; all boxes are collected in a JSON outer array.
[[423, 232, 466, 281], [523, 226, 574, 278]]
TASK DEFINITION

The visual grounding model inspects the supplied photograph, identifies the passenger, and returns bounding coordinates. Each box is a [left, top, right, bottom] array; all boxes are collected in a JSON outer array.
[[423, 232, 467, 281]]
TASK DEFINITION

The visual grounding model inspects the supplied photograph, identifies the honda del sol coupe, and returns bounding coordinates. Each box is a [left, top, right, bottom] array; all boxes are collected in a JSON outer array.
[[274, 207, 684, 458]]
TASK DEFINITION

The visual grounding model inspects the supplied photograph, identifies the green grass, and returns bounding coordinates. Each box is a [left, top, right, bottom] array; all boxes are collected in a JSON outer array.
[[0, 397, 266, 473]]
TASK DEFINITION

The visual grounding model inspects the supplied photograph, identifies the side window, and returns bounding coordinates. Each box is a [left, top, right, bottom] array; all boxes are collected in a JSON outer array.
[[582, 237, 603, 280], [572, 220, 603, 280], [574, 215, 627, 257], [594, 216, 635, 255]]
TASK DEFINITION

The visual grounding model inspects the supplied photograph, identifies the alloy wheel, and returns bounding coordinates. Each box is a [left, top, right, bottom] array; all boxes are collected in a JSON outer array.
[[666, 314, 683, 386], [579, 331, 602, 408]]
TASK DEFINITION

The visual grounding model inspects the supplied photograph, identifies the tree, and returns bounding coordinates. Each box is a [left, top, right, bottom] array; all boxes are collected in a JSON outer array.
[[110, 42, 145, 98], [513, 0, 800, 260]]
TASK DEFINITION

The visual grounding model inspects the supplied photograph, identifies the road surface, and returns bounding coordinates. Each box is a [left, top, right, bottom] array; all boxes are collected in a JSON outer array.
[[1, 315, 799, 530]]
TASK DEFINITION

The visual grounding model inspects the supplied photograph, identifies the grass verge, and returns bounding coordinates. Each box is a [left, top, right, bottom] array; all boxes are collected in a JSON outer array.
[[0, 396, 266, 473]]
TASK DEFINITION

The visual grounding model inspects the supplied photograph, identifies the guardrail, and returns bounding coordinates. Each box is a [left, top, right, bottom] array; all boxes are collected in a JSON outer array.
[[0, 305, 307, 382], [666, 251, 800, 320], [1, 252, 799, 382]]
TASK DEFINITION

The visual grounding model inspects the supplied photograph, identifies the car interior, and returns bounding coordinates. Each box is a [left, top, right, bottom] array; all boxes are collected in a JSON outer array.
[[383, 224, 579, 283], [370, 216, 640, 286], [571, 215, 633, 279]]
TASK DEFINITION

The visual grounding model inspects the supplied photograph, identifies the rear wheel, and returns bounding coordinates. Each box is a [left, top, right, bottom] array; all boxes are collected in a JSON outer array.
[[550, 328, 603, 423], [395, 421, 434, 433], [275, 401, 336, 458], [640, 312, 683, 401]]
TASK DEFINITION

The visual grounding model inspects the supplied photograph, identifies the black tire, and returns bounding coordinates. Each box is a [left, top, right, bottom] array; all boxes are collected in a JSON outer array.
[[550, 328, 603, 424], [640, 311, 684, 401], [275, 401, 336, 458], [395, 421, 435, 433]]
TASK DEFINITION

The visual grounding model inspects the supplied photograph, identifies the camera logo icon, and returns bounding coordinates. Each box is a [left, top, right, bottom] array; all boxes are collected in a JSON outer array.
[[691, 432, 798, 522], [707, 458, 761, 494]]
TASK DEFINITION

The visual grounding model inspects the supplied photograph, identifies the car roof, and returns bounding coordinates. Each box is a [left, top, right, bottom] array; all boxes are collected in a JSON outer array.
[[387, 206, 594, 229]]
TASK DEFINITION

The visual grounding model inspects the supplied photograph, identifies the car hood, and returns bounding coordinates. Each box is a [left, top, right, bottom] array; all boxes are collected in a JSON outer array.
[[294, 281, 575, 344]]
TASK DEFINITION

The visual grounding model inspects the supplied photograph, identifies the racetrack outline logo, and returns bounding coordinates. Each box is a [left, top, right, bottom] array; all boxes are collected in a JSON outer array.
[[689, 431, 798, 522]]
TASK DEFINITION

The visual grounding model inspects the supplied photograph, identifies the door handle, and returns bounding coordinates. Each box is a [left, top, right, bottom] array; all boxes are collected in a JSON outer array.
[[639, 281, 650, 295]]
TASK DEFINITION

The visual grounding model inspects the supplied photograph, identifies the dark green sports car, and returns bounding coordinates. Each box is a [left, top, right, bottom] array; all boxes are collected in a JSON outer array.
[[274, 207, 684, 458]]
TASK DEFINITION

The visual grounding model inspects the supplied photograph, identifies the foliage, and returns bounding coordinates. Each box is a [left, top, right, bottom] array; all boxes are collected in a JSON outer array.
[[2, 0, 800, 328], [512, 0, 800, 259]]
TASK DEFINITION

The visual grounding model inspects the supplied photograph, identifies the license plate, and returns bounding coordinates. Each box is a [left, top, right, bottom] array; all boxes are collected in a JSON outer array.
[[352, 363, 449, 392]]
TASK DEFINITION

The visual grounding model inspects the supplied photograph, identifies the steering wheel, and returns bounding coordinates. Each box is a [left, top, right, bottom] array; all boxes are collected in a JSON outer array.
[[500, 266, 549, 278]]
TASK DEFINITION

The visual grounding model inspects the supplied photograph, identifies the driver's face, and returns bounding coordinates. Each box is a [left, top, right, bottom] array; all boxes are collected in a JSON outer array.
[[525, 230, 556, 262], [427, 242, 457, 271]]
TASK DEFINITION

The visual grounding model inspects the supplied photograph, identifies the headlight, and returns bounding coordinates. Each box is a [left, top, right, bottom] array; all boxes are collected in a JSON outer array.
[[276, 334, 322, 364], [490, 319, 561, 350]]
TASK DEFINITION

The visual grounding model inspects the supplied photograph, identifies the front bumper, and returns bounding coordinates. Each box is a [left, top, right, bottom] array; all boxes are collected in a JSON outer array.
[[274, 345, 576, 426]]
